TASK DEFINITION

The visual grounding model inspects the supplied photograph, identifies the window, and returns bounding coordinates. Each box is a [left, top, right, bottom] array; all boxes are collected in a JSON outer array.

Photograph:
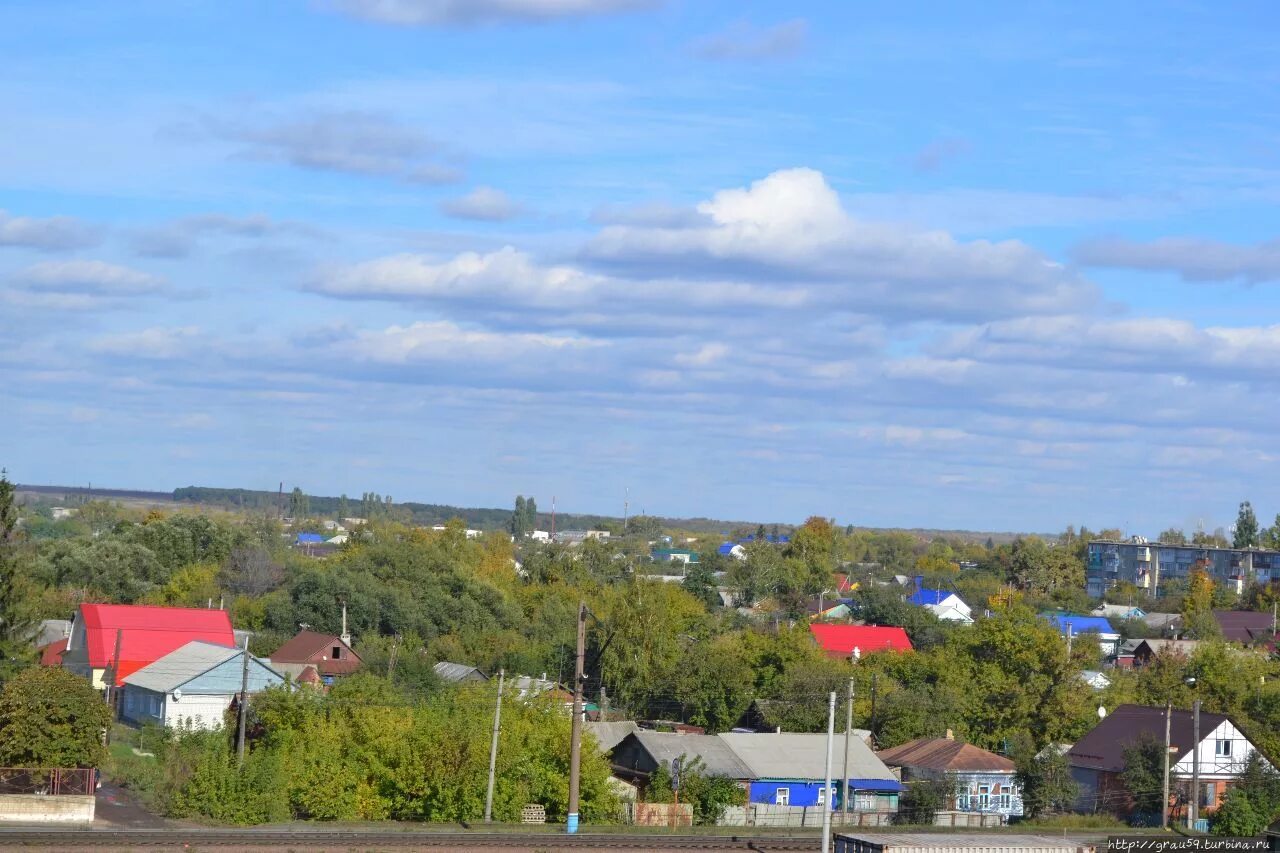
[[1202, 783, 1216, 808], [332, 646, 342, 659], [978, 785, 991, 810], [1216, 739, 1232, 757], [775, 788, 789, 806], [817, 786, 825, 805], [999, 792, 1011, 809]]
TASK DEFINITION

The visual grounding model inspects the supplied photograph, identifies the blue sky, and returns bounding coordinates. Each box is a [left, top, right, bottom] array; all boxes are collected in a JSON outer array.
[[5, 0, 1280, 533]]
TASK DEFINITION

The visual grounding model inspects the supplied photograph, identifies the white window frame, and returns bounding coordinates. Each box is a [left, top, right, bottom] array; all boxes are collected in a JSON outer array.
[[775, 787, 789, 806], [817, 786, 825, 805], [978, 784, 991, 810], [1216, 738, 1232, 757]]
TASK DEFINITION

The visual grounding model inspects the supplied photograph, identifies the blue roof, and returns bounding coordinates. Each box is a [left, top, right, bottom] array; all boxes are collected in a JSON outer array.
[[295, 532, 325, 544], [1043, 613, 1116, 635], [907, 588, 958, 607], [718, 542, 738, 555]]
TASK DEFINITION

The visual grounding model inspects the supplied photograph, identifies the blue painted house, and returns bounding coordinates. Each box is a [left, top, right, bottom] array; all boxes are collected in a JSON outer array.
[[120, 640, 286, 730], [720, 732, 900, 811], [1041, 613, 1121, 657]]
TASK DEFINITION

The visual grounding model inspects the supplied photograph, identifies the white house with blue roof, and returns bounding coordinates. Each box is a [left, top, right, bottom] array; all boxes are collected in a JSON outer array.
[[717, 542, 747, 561], [121, 640, 286, 730], [906, 586, 973, 624], [1041, 613, 1121, 657]]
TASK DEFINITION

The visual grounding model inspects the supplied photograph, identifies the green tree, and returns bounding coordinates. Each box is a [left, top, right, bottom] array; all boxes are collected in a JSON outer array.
[[1158, 527, 1188, 546], [1016, 748, 1079, 818], [0, 469, 35, 680], [1181, 567, 1222, 640], [511, 496, 527, 537], [0, 667, 111, 768], [289, 487, 309, 519], [1119, 732, 1166, 818], [897, 776, 956, 825], [1211, 752, 1280, 836], [644, 756, 746, 825], [1235, 501, 1260, 549]]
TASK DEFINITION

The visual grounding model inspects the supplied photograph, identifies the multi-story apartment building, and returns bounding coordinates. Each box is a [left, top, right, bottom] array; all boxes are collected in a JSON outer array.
[[1086, 539, 1280, 598]]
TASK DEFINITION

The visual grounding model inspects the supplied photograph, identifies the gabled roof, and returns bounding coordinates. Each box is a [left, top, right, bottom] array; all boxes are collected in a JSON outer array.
[[586, 721, 641, 754], [717, 542, 741, 555], [1214, 610, 1276, 645], [619, 732, 754, 780], [877, 737, 1015, 773], [1068, 704, 1230, 773], [1134, 639, 1200, 657], [718, 732, 899, 789], [809, 624, 913, 657], [296, 532, 325, 544], [1041, 613, 1117, 636], [433, 661, 488, 682], [271, 630, 362, 675], [74, 604, 235, 684], [121, 640, 245, 693], [37, 638, 67, 667], [908, 588, 960, 607]]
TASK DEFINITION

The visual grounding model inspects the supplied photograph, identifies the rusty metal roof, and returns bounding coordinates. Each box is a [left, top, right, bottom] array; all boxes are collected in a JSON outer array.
[[876, 737, 1014, 772]]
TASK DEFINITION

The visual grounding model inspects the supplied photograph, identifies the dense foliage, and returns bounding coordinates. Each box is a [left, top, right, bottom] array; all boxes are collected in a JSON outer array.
[[0, 667, 111, 768]]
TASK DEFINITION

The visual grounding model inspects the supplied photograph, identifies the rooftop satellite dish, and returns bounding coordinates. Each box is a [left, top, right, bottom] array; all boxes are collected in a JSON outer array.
[[172, 688, 182, 701]]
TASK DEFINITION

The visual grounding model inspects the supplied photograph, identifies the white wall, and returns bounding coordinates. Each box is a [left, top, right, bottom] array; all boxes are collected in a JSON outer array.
[[0, 795, 95, 823], [1172, 718, 1264, 779], [165, 694, 234, 730]]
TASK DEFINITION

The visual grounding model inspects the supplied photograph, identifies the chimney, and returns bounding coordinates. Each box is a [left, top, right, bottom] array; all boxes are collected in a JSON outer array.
[[945, 728, 954, 740], [340, 600, 351, 647]]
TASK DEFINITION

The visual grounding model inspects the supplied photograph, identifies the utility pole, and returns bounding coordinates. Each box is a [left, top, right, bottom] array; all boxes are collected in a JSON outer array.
[[236, 633, 251, 767], [566, 602, 586, 834], [841, 677, 854, 818], [551, 496, 557, 538], [1066, 624, 1074, 660], [599, 685, 609, 721], [1189, 698, 1201, 829], [1161, 702, 1171, 829], [104, 628, 123, 719], [821, 691, 836, 853], [623, 487, 629, 534], [484, 669, 505, 823]]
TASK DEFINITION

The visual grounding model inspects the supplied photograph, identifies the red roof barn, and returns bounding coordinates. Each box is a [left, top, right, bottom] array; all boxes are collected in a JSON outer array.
[[61, 604, 235, 687], [810, 624, 913, 658]]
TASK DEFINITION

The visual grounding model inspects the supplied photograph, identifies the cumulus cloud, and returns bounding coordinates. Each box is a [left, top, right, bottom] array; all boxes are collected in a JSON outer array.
[[328, 0, 657, 26], [583, 167, 1095, 321], [0, 210, 98, 251], [1074, 235, 1280, 283], [438, 186, 522, 221], [205, 111, 462, 185], [692, 19, 808, 62]]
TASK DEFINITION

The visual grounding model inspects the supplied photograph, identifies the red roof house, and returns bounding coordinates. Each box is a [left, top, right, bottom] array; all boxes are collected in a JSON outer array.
[[269, 630, 362, 683], [36, 638, 68, 667], [810, 624, 912, 659], [61, 604, 235, 688]]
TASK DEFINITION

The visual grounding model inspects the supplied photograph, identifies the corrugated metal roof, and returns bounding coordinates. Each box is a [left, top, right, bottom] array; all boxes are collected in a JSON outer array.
[[1041, 613, 1117, 636], [907, 589, 958, 607], [1214, 609, 1276, 644], [629, 732, 754, 779], [1068, 703, 1229, 773], [75, 603, 235, 684], [432, 661, 488, 682], [122, 640, 242, 693], [271, 630, 362, 675], [876, 737, 1014, 772], [810, 624, 913, 656], [719, 732, 898, 786]]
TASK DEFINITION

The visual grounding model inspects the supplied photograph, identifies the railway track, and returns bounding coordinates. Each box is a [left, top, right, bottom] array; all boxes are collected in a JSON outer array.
[[0, 828, 819, 850]]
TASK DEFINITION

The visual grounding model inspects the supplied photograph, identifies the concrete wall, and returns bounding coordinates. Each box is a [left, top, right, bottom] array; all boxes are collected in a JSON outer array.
[[0, 794, 95, 823]]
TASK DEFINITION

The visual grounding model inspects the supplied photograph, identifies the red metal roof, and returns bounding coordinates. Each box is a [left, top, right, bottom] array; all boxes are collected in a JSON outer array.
[[77, 604, 234, 685], [809, 624, 913, 656]]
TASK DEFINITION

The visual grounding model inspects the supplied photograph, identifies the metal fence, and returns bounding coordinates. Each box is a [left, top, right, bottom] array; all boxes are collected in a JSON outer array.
[[0, 768, 96, 796]]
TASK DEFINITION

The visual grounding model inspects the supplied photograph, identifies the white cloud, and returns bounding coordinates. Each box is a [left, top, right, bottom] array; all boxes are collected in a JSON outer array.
[[0, 210, 98, 251], [583, 168, 1095, 321], [673, 342, 729, 368], [692, 19, 808, 62], [314, 246, 598, 306], [89, 326, 203, 360], [132, 214, 319, 259], [13, 260, 166, 295], [336, 320, 600, 363], [1074, 235, 1280, 283], [328, 0, 658, 26], [439, 186, 522, 221]]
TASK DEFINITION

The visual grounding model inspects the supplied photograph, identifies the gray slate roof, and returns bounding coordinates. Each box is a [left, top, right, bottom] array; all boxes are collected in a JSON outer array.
[[432, 661, 488, 682], [122, 640, 243, 693], [586, 721, 641, 754], [719, 732, 897, 782], [630, 732, 754, 779]]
